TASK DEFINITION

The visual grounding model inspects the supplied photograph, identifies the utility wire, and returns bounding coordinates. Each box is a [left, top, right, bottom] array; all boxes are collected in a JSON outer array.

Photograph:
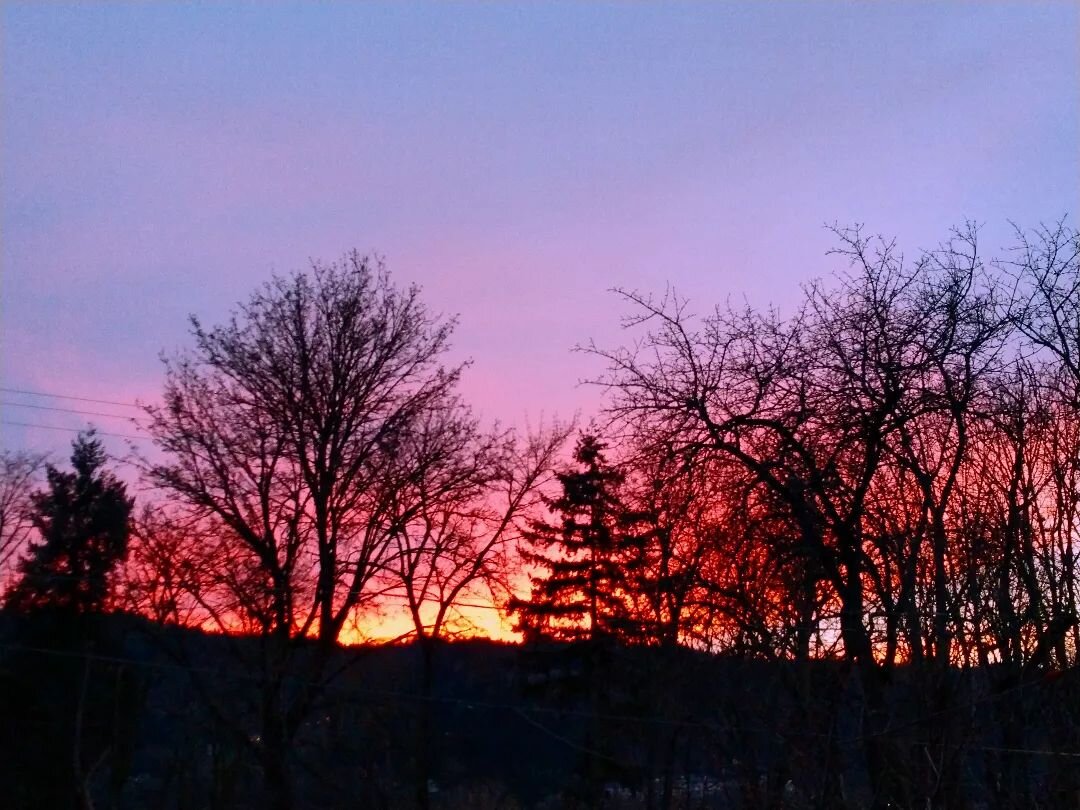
[[1, 400, 149, 424], [0, 386, 145, 409], [0, 420, 150, 442]]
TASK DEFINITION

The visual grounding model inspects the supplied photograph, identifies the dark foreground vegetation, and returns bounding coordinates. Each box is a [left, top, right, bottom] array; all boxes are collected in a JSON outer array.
[[3, 612, 1080, 810], [3, 219, 1080, 808]]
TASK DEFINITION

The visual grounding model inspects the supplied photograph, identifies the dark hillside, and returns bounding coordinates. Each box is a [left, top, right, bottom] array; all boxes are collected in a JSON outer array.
[[3, 612, 1078, 809]]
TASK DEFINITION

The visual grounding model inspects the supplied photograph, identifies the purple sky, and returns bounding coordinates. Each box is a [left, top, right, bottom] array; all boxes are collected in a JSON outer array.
[[2, 2, 1077, 464]]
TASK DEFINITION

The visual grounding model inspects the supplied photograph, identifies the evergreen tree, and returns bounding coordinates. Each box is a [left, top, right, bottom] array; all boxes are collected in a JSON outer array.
[[513, 433, 640, 644], [5, 430, 133, 614], [0, 431, 139, 809], [512, 435, 650, 804]]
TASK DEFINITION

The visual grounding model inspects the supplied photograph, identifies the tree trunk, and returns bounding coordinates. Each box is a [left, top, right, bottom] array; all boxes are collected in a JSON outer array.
[[262, 661, 293, 810], [415, 637, 436, 810], [263, 725, 293, 810]]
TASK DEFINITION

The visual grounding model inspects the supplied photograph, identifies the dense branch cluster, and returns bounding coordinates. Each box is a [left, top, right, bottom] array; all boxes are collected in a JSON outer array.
[[583, 222, 1080, 675]]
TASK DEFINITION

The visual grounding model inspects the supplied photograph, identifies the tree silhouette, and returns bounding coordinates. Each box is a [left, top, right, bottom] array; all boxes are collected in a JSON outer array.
[[584, 221, 1080, 806], [5, 430, 132, 615], [1, 431, 138, 810], [513, 434, 641, 645], [142, 252, 475, 810], [1, 221, 1071, 807], [0, 449, 45, 595], [372, 411, 568, 810], [511, 433, 645, 804]]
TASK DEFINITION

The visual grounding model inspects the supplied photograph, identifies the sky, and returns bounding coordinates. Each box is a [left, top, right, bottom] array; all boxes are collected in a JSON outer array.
[[2, 2, 1078, 467]]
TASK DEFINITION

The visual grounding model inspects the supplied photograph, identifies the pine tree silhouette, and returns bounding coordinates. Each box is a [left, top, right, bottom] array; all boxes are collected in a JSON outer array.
[[512, 434, 641, 644], [6, 430, 133, 614]]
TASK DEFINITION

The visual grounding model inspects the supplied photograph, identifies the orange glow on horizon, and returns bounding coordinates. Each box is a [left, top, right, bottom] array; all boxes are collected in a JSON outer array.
[[148, 599, 522, 646], [342, 599, 521, 646]]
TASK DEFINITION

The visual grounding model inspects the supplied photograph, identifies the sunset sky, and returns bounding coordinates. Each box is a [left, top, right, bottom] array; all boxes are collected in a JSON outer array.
[[2, 2, 1077, 463]]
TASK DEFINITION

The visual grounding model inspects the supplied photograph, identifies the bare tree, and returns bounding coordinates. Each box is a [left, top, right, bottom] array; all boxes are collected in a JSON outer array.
[[122, 505, 232, 628], [585, 225, 1026, 806], [380, 417, 570, 644], [1008, 220, 1080, 399], [372, 412, 568, 808], [0, 450, 46, 595], [142, 252, 469, 810]]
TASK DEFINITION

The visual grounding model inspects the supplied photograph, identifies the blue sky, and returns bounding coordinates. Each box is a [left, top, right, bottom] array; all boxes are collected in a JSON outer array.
[[2, 2, 1077, 461]]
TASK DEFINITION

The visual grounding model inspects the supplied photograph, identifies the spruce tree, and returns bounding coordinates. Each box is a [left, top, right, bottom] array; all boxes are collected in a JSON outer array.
[[1, 432, 139, 809], [513, 433, 639, 644], [512, 434, 647, 803], [5, 430, 133, 614]]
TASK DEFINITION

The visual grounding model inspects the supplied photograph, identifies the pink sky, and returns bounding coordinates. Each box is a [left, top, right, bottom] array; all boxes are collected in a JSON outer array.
[[2, 2, 1077, 464]]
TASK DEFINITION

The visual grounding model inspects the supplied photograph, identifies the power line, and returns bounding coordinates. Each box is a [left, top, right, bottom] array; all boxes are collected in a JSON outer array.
[[1, 400, 149, 424], [0, 386, 145, 410], [0, 420, 150, 442]]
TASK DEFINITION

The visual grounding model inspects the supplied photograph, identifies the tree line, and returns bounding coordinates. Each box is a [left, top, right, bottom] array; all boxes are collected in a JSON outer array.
[[2, 220, 1079, 808]]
